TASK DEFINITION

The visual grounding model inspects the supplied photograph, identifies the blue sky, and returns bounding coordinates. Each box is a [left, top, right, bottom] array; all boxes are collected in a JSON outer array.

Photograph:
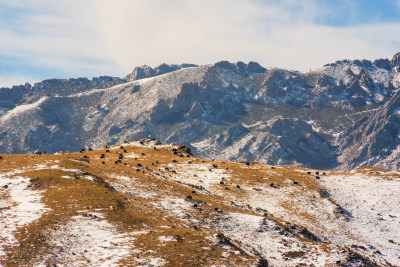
[[1, 0, 400, 87], [313, 0, 400, 26]]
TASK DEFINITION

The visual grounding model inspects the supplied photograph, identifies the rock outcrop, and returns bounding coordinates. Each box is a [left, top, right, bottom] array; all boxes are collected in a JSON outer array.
[[125, 63, 198, 81]]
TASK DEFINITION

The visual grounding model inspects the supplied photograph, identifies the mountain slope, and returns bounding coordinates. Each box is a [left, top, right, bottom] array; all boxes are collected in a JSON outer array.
[[1, 54, 400, 170], [338, 88, 400, 170], [1, 139, 399, 266]]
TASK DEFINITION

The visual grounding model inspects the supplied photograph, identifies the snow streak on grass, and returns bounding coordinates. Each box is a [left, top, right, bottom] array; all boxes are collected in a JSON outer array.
[[0, 175, 50, 258], [43, 214, 132, 266]]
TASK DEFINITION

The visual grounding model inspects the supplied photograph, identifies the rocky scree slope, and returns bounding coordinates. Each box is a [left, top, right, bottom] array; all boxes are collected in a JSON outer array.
[[0, 138, 399, 266], [1, 55, 400, 170]]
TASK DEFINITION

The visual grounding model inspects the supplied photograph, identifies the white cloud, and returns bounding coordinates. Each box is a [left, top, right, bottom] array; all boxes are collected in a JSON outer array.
[[0, 0, 399, 84], [0, 1, 121, 78], [92, 0, 400, 71], [0, 74, 39, 88], [259, 23, 400, 70]]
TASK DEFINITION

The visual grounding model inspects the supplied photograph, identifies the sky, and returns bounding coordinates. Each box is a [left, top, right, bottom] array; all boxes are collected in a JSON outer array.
[[0, 0, 400, 87]]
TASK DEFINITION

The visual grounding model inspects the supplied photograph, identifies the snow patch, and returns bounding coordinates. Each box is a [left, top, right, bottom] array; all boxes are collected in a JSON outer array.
[[158, 198, 194, 220], [216, 212, 346, 266], [320, 173, 400, 266], [123, 153, 141, 159], [0, 176, 50, 258], [173, 163, 228, 190], [109, 174, 135, 182], [135, 257, 166, 266], [43, 214, 132, 266], [158, 236, 176, 242]]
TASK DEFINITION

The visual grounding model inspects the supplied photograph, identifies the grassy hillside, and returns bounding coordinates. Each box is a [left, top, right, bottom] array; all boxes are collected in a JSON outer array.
[[0, 138, 399, 266]]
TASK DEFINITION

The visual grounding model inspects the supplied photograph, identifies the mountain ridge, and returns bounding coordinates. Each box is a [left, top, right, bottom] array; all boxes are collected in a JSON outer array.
[[1, 53, 400, 171]]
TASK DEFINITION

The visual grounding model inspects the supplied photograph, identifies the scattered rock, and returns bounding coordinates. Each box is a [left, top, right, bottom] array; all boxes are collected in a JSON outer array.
[[175, 235, 184, 242]]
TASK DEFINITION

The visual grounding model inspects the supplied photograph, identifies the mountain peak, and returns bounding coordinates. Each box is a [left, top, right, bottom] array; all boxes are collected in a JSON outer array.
[[213, 60, 266, 74], [125, 63, 198, 81], [391, 52, 400, 70]]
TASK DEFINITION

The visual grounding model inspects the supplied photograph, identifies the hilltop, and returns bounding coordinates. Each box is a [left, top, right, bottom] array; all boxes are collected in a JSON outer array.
[[0, 138, 399, 266]]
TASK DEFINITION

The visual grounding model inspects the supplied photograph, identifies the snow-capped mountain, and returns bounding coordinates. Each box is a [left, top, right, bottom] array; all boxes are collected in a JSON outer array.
[[1, 54, 400, 170]]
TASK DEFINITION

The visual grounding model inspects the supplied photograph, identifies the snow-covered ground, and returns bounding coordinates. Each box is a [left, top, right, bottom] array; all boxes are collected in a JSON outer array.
[[319, 172, 400, 266], [42, 214, 132, 266], [167, 162, 399, 265], [0, 174, 50, 257], [216, 212, 347, 266]]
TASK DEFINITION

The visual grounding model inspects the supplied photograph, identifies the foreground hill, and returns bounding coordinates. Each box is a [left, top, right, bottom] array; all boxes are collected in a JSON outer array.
[[0, 138, 399, 266], [1, 54, 400, 171]]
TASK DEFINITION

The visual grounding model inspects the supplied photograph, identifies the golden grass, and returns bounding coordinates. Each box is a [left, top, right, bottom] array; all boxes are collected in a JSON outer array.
[[0, 146, 258, 266], [0, 144, 386, 266]]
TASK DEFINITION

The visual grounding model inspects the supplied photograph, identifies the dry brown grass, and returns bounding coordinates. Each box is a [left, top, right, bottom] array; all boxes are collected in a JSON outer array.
[[0, 144, 385, 266], [0, 146, 259, 266]]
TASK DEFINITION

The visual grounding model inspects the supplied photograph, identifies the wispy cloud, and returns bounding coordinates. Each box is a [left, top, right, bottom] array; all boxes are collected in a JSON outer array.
[[0, 0, 399, 86], [0, 0, 121, 85]]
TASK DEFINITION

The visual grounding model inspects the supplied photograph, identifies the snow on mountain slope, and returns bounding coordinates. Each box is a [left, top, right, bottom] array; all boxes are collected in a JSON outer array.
[[0, 54, 400, 171], [338, 88, 400, 170], [0, 97, 48, 123], [0, 139, 398, 266]]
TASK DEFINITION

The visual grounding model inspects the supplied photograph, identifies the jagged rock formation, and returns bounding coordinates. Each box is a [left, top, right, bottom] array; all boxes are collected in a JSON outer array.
[[1, 54, 400, 170], [391, 52, 400, 71], [125, 63, 198, 81]]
